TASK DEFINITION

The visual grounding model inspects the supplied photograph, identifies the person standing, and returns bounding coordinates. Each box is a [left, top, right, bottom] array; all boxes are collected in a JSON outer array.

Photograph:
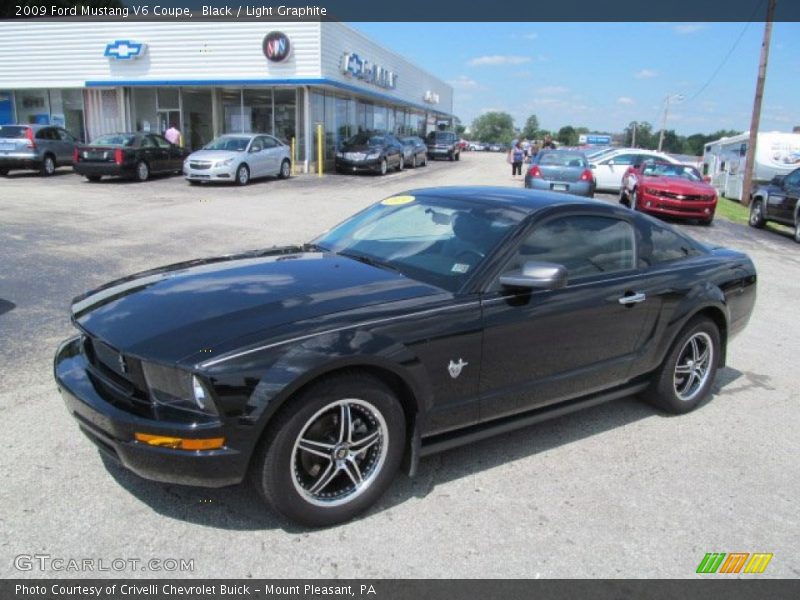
[[164, 123, 182, 146], [509, 140, 525, 178], [542, 135, 556, 150]]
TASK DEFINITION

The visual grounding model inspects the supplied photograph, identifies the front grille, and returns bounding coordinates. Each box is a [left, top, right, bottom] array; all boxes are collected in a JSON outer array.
[[189, 161, 212, 170], [657, 191, 712, 202], [344, 152, 366, 161], [83, 336, 153, 417]]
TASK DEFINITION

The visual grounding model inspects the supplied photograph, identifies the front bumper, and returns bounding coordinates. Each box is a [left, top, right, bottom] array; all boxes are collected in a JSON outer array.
[[54, 336, 247, 488], [184, 163, 236, 182], [636, 192, 717, 220], [525, 178, 594, 197], [335, 157, 383, 172], [427, 146, 454, 158]]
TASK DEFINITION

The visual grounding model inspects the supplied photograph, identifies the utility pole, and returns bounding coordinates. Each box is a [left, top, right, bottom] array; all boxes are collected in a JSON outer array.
[[742, 0, 777, 207], [658, 95, 684, 152], [630, 121, 637, 147]]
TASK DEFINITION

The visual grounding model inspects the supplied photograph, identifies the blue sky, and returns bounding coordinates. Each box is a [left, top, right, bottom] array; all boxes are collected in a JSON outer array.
[[353, 22, 800, 136]]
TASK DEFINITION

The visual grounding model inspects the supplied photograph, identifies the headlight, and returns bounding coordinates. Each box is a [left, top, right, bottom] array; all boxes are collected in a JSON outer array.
[[335, 151, 344, 158], [215, 158, 234, 167], [141, 362, 218, 417], [366, 152, 381, 160], [644, 188, 661, 196]]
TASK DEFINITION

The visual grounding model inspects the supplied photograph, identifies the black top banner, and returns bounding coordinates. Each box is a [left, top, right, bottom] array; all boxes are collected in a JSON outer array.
[[2, 0, 799, 22]]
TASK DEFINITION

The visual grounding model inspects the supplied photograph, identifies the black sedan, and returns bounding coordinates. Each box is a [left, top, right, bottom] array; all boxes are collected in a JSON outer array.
[[399, 136, 428, 168], [73, 133, 189, 182], [54, 188, 756, 526], [335, 131, 404, 175]]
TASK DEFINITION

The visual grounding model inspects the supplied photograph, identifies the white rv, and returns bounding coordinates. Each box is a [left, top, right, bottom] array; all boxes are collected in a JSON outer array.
[[702, 131, 800, 201]]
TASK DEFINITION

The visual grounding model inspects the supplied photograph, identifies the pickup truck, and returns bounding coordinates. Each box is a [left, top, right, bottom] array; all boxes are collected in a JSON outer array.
[[749, 167, 800, 243]]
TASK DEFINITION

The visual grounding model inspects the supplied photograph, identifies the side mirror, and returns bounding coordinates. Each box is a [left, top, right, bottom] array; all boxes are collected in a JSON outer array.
[[771, 175, 785, 187], [499, 261, 567, 290], [250, 145, 262, 153]]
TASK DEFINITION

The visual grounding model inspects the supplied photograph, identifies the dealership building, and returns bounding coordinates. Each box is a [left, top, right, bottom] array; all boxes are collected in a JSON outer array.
[[0, 21, 454, 171]]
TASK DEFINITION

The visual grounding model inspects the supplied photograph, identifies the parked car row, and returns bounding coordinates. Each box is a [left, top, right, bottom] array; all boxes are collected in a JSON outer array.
[[465, 142, 508, 152], [334, 130, 463, 175]]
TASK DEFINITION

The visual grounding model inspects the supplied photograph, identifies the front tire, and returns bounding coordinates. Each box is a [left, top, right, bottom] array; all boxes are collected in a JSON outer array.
[[251, 374, 406, 527], [236, 163, 250, 186], [397, 156, 404, 171], [0, 167, 8, 176], [794, 215, 800, 244], [379, 159, 387, 176], [642, 317, 720, 414], [630, 188, 639, 211], [749, 198, 766, 228]]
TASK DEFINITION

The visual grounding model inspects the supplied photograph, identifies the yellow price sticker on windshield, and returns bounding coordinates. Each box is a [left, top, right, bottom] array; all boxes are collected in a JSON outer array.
[[381, 195, 415, 206]]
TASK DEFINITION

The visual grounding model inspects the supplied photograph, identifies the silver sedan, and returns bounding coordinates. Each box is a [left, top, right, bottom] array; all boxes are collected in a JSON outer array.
[[184, 134, 292, 185]]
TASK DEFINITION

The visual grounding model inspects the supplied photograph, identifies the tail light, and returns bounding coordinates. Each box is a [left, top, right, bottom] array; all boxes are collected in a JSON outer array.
[[114, 148, 123, 165], [528, 165, 542, 178], [72, 148, 79, 163], [24, 127, 35, 149], [579, 169, 593, 181]]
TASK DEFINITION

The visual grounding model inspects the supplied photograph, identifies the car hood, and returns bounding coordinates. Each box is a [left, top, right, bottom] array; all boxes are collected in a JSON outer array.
[[186, 149, 243, 162], [341, 144, 381, 153], [72, 248, 443, 365], [642, 177, 715, 194]]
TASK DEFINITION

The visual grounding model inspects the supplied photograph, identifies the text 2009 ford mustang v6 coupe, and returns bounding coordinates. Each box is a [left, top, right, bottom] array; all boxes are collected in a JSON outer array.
[[55, 187, 756, 526]]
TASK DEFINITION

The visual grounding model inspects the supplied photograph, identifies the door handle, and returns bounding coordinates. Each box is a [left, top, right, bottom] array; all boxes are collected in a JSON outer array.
[[618, 292, 646, 305]]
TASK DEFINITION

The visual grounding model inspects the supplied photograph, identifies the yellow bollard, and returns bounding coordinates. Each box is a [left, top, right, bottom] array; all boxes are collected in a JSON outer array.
[[290, 137, 296, 175], [316, 124, 323, 177]]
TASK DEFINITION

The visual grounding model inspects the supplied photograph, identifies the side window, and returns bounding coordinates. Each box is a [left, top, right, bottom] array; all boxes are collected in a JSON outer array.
[[36, 128, 55, 140], [783, 170, 800, 188], [57, 129, 75, 142], [637, 219, 703, 268], [260, 136, 278, 149], [505, 216, 635, 281], [140, 136, 155, 148], [152, 135, 172, 149], [608, 154, 636, 166]]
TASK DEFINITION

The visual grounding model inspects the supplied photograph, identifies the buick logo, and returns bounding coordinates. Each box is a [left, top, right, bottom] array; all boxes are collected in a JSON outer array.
[[263, 31, 290, 62]]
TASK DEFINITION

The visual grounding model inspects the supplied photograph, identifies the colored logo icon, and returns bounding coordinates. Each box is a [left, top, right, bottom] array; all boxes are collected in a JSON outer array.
[[696, 552, 773, 574], [263, 31, 290, 62], [104, 40, 146, 60]]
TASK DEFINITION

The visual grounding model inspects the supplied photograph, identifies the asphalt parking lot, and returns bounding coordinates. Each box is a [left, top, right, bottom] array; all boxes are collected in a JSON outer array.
[[1, 152, 798, 579]]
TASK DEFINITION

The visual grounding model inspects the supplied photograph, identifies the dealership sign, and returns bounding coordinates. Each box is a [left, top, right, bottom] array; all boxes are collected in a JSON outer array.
[[424, 91, 440, 104], [263, 31, 291, 62], [104, 40, 147, 60], [341, 53, 397, 89]]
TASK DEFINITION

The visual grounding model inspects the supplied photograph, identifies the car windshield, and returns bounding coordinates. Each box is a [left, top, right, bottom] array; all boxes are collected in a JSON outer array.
[[427, 132, 454, 143], [0, 125, 30, 138], [345, 132, 384, 147], [203, 136, 251, 151], [643, 163, 703, 181], [538, 152, 588, 167], [91, 134, 136, 147], [313, 195, 523, 292]]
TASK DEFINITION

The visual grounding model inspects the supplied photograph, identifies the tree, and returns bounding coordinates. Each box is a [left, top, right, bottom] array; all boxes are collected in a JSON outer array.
[[522, 115, 540, 140], [557, 126, 578, 147], [624, 121, 656, 149], [471, 112, 516, 144]]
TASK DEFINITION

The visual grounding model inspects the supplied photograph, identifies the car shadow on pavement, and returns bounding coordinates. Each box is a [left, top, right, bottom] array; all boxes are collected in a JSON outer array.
[[2, 169, 74, 179], [101, 366, 745, 533]]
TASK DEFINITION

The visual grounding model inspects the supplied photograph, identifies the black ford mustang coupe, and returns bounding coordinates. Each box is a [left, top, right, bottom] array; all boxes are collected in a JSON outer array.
[[55, 187, 756, 526]]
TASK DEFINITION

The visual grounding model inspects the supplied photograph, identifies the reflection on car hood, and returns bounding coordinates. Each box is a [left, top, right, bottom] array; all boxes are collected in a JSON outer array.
[[72, 248, 443, 364], [642, 176, 715, 194], [341, 144, 381, 153], [186, 149, 243, 162]]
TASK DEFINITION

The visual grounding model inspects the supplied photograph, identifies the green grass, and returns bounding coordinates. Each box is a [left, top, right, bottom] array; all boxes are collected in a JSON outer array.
[[715, 196, 750, 225]]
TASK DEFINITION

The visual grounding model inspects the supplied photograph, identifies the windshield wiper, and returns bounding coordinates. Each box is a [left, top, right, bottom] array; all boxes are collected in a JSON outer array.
[[336, 250, 402, 274], [303, 242, 330, 253]]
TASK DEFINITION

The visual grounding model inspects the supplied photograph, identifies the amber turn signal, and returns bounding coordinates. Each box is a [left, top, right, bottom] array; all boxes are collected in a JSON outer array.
[[134, 433, 225, 451]]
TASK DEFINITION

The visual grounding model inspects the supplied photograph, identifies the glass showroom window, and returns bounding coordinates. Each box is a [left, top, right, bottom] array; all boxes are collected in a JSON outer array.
[[243, 88, 272, 134], [14, 90, 50, 124], [273, 88, 296, 144], [131, 88, 158, 134]]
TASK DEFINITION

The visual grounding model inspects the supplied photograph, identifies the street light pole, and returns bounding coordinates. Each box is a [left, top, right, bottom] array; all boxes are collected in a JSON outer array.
[[658, 94, 684, 152]]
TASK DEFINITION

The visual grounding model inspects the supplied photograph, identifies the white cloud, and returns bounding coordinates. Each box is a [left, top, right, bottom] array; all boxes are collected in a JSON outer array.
[[673, 23, 707, 35], [617, 96, 635, 105], [468, 55, 531, 67], [448, 75, 482, 90], [536, 85, 569, 95], [522, 32, 538, 40], [634, 69, 658, 79], [480, 107, 505, 114]]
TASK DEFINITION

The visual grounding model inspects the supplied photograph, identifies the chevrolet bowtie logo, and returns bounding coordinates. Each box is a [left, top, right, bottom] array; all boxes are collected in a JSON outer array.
[[105, 40, 146, 60]]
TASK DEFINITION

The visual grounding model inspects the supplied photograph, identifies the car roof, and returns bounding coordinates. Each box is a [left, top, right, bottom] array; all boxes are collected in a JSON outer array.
[[404, 186, 620, 216], [4, 123, 53, 130]]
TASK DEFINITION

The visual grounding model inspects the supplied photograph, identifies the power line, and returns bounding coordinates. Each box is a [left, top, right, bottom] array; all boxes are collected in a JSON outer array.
[[685, 0, 767, 103]]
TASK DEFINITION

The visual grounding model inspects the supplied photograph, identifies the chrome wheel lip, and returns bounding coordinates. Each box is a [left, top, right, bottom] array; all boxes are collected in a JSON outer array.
[[137, 162, 148, 180], [673, 331, 714, 402], [750, 202, 762, 225], [238, 165, 249, 184], [281, 161, 290, 177], [291, 398, 388, 508]]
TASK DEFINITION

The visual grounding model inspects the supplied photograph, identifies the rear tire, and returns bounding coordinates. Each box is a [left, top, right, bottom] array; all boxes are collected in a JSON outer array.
[[279, 159, 291, 179], [188, 180, 201, 186], [134, 160, 149, 182], [455, 152, 460, 161], [85, 175, 101, 182], [236, 163, 250, 186], [794, 216, 800, 244], [0, 168, 8, 177], [749, 198, 766, 228], [250, 373, 406, 527], [641, 317, 720, 414], [40, 155, 56, 177]]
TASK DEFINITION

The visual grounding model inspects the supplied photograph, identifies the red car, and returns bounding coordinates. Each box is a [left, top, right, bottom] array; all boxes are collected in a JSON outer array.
[[620, 162, 717, 225]]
